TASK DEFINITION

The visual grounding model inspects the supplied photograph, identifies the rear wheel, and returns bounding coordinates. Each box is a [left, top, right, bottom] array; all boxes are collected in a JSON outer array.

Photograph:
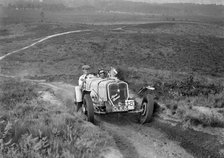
[[83, 94, 94, 123], [139, 94, 154, 124]]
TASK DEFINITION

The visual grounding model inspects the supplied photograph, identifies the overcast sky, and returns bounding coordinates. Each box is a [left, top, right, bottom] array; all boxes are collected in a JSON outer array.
[[0, 0, 223, 5], [129, 0, 224, 5]]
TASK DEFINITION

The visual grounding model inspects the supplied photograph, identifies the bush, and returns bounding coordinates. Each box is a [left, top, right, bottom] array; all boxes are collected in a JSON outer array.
[[152, 76, 223, 99], [163, 94, 224, 128]]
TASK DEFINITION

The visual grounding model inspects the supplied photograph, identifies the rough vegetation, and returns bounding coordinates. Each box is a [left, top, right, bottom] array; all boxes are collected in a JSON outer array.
[[153, 76, 224, 127], [0, 78, 117, 158]]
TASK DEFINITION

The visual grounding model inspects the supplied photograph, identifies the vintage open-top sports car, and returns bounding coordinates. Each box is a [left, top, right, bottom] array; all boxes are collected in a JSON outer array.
[[74, 76, 155, 124]]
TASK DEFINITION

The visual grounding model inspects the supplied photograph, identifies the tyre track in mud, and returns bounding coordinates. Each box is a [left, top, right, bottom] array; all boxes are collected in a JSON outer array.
[[150, 119, 224, 158], [108, 131, 140, 158], [97, 113, 224, 158], [96, 113, 194, 158]]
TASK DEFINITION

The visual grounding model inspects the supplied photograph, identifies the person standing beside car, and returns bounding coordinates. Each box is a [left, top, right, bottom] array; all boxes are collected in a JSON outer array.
[[76, 65, 95, 112], [78, 65, 95, 90]]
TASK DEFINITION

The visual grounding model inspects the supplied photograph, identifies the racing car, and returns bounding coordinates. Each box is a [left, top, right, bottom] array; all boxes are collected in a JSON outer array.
[[74, 76, 155, 124]]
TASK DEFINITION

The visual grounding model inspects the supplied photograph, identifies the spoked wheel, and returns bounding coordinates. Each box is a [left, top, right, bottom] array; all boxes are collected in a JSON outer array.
[[83, 94, 94, 123], [139, 94, 154, 124]]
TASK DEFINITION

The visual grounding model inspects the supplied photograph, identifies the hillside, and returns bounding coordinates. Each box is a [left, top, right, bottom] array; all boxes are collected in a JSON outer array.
[[130, 0, 224, 5], [1, 6, 224, 157], [1, 22, 224, 78], [1, 0, 223, 19]]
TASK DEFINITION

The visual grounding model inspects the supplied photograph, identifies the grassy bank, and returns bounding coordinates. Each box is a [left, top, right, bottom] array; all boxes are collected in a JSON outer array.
[[0, 78, 118, 158]]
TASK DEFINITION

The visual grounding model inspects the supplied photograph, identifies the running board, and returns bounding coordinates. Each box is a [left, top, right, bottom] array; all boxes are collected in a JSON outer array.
[[94, 111, 107, 114], [94, 109, 144, 114], [128, 109, 144, 113]]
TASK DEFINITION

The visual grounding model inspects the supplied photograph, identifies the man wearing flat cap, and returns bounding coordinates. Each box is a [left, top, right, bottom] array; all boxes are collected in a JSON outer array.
[[76, 65, 95, 112], [78, 65, 95, 90]]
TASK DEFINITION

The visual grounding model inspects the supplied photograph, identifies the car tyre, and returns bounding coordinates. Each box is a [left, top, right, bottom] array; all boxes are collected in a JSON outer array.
[[83, 94, 94, 123], [139, 94, 154, 124]]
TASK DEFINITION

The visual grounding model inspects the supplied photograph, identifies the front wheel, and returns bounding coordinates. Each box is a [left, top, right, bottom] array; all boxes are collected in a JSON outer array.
[[139, 94, 154, 124], [83, 94, 94, 123]]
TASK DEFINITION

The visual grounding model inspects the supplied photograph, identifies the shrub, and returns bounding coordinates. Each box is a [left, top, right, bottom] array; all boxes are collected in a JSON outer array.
[[163, 94, 224, 128]]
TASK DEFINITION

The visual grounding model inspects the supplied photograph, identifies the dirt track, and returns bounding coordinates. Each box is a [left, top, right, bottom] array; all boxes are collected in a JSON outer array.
[[0, 29, 91, 60], [97, 115, 193, 158]]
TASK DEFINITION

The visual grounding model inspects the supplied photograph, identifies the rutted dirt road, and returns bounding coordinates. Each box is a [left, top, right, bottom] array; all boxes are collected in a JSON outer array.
[[97, 116, 192, 158]]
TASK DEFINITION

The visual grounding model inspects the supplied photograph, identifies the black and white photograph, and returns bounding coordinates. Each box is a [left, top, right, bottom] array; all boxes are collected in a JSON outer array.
[[0, 0, 224, 157]]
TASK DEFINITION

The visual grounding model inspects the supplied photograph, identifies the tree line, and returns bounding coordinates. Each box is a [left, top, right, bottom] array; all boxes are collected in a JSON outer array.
[[7, 1, 66, 11]]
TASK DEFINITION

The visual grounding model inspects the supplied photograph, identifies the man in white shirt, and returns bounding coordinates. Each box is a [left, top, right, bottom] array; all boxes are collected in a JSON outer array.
[[78, 65, 95, 90], [76, 65, 94, 112]]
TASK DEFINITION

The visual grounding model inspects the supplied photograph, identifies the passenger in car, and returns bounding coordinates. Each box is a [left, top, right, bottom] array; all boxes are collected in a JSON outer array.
[[108, 67, 119, 80], [98, 69, 107, 79]]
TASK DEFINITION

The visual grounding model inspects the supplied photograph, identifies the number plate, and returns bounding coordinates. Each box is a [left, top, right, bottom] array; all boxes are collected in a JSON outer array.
[[125, 100, 135, 110]]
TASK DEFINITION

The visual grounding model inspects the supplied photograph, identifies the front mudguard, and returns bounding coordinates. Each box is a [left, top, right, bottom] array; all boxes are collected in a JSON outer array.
[[137, 86, 156, 100], [74, 86, 82, 103], [74, 85, 91, 103]]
